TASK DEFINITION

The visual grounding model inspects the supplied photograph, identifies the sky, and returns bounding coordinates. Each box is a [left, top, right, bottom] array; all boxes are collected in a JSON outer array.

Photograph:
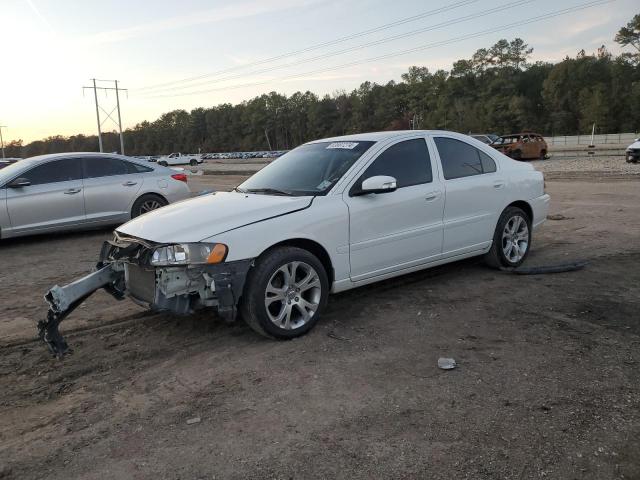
[[0, 0, 636, 143]]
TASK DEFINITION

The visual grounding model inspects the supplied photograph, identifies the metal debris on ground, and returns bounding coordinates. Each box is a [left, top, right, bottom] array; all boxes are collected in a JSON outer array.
[[438, 358, 457, 370], [186, 417, 201, 425]]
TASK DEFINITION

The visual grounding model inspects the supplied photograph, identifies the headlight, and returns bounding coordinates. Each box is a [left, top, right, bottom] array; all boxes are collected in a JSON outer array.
[[150, 243, 228, 266]]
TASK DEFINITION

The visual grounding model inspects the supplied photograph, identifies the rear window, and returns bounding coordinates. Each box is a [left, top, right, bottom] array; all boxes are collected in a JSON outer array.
[[84, 157, 127, 178], [125, 161, 153, 173], [434, 137, 497, 180]]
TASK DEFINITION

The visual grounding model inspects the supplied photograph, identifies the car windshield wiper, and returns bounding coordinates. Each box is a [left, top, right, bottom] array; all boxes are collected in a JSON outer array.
[[244, 188, 294, 196]]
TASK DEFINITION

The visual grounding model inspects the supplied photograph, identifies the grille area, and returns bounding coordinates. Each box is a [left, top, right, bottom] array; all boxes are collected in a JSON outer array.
[[125, 264, 156, 303]]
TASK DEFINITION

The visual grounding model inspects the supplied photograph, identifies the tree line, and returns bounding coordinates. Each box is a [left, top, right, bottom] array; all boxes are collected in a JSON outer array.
[[5, 14, 639, 158]]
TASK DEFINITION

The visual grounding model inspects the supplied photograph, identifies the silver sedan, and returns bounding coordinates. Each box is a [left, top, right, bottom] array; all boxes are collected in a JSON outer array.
[[0, 152, 191, 239]]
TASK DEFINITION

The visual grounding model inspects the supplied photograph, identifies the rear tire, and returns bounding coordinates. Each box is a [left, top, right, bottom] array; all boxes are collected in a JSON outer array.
[[158, 161, 168, 167], [485, 206, 532, 269], [240, 247, 329, 339], [131, 194, 167, 218], [512, 150, 522, 161], [540, 149, 547, 160], [189, 159, 198, 166]]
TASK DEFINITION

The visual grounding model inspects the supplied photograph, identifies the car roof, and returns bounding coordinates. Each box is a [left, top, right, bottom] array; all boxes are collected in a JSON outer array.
[[18, 152, 149, 168], [307, 130, 470, 144]]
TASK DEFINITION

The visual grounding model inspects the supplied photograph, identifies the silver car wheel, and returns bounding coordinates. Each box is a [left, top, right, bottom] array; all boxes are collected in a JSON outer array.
[[264, 261, 321, 330], [502, 215, 529, 263], [140, 200, 162, 213]]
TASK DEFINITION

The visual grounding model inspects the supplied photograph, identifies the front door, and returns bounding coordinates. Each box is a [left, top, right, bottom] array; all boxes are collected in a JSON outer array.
[[5, 157, 85, 235], [344, 137, 445, 282]]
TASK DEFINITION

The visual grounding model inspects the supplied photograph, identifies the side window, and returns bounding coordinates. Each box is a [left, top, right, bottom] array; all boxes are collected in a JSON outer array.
[[84, 157, 128, 178], [124, 161, 153, 174], [358, 138, 432, 189], [434, 137, 497, 180], [479, 150, 496, 173], [22, 158, 82, 185]]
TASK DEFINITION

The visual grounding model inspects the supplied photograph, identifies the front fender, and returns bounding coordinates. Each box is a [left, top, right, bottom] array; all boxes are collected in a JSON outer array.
[[204, 195, 351, 283]]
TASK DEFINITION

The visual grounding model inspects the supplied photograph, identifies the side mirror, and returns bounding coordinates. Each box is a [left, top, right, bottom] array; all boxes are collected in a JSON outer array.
[[7, 177, 31, 188], [353, 175, 397, 196]]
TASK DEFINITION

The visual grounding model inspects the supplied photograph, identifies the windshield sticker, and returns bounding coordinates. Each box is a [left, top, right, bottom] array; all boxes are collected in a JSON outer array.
[[327, 142, 359, 150]]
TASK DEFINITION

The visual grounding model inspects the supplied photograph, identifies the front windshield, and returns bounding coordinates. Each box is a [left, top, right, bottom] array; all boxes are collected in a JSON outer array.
[[238, 140, 375, 196]]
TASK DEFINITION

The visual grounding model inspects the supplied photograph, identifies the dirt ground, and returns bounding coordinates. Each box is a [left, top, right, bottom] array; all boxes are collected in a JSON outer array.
[[1, 158, 639, 479]]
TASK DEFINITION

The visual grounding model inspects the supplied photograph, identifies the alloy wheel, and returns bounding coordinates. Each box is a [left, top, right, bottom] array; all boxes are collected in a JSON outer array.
[[264, 261, 322, 330], [502, 215, 529, 263], [140, 200, 162, 213]]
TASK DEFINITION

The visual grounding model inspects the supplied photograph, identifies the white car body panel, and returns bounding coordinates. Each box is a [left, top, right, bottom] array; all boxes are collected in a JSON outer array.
[[116, 130, 550, 295]]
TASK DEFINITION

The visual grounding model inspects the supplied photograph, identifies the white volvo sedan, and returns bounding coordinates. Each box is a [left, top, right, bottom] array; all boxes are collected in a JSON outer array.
[[41, 130, 549, 355]]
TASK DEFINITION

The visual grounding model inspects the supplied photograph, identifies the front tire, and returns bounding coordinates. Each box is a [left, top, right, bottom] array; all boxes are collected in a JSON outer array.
[[485, 206, 532, 269], [240, 247, 329, 339], [512, 149, 522, 161], [189, 159, 198, 166]]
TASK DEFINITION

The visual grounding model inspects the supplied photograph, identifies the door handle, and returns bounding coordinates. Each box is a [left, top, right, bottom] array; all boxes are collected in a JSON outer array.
[[425, 191, 441, 201], [493, 181, 505, 189], [64, 188, 82, 195], [122, 181, 138, 186]]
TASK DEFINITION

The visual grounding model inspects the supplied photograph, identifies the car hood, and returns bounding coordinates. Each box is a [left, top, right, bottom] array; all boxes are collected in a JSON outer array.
[[628, 140, 640, 150], [117, 191, 313, 243]]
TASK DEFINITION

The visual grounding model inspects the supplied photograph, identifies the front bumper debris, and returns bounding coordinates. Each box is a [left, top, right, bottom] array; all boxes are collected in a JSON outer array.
[[39, 234, 252, 357]]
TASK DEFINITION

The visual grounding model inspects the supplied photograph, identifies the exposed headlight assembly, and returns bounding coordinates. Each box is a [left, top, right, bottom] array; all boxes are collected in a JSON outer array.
[[150, 243, 228, 266]]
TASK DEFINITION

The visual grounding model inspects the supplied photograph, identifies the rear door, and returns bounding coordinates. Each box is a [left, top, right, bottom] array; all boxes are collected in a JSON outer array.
[[432, 136, 506, 256], [5, 158, 85, 234], [82, 156, 143, 224]]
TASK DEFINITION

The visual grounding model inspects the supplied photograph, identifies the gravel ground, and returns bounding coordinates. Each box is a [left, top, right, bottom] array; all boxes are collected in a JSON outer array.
[[533, 154, 640, 176]]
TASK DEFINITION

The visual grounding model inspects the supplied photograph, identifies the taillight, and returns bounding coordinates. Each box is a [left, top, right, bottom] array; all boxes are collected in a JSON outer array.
[[171, 173, 188, 183]]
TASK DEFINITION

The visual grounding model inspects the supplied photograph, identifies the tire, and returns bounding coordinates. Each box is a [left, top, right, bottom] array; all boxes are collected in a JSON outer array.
[[189, 159, 198, 166], [158, 161, 168, 167], [540, 149, 547, 160], [512, 150, 522, 161], [131, 194, 167, 218], [240, 246, 329, 339], [484, 206, 532, 269]]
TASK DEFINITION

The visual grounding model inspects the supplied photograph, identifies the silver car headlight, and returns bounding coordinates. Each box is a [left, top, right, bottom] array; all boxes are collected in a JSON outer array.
[[150, 243, 228, 266]]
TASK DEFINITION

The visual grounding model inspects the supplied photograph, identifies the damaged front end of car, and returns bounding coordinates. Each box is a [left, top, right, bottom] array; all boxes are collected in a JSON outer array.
[[39, 232, 252, 357]]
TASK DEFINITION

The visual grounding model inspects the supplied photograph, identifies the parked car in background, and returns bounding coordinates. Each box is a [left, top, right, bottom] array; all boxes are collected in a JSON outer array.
[[491, 133, 548, 160], [625, 138, 640, 163], [157, 152, 202, 167], [470, 134, 499, 144], [0, 158, 22, 169], [42, 130, 549, 356], [0, 153, 191, 239]]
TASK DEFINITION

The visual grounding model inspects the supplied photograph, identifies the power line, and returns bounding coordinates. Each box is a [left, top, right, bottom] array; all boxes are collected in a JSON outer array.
[[82, 79, 128, 154], [133, 0, 479, 92], [140, 0, 613, 100], [141, 0, 535, 95]]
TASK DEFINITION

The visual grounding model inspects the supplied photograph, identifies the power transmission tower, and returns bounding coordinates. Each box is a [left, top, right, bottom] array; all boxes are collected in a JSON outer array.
[[0, 125, 6, 159], [83, 79, 128, 154]]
